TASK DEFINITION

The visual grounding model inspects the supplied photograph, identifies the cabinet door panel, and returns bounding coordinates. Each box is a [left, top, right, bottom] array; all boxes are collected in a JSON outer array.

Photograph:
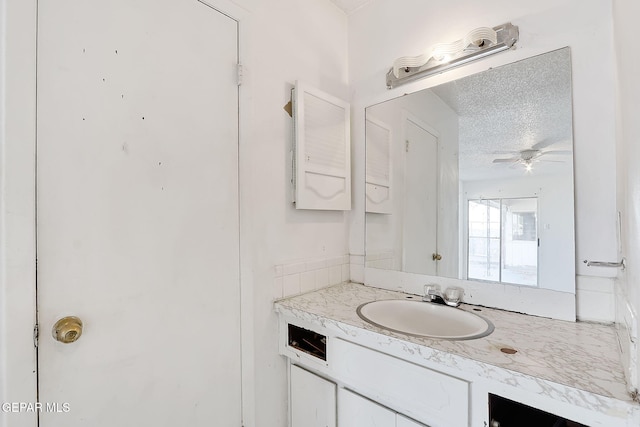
[[397, 414, 428, 427], [291, 365, 337, 427], [333, 339, 469, 426], [338, 388, 395, 427]]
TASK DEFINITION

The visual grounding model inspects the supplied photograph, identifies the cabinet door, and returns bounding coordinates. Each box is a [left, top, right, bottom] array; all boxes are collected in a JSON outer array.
[[338, 388, 395, 427], [397, 414, 428, 427], [291, 364, 337, 427], [333, 338, 469, 426]]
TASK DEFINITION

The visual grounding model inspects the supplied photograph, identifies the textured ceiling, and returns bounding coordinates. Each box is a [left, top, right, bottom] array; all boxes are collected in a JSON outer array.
[[329, 0, 372, 14], [431, 48, 574, 181]]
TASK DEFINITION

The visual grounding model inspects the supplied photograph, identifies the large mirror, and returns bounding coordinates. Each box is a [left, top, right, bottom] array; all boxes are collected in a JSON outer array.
[[365, 48, 575, 293]]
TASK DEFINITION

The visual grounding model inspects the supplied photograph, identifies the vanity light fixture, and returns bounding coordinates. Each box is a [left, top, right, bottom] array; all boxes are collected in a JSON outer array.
[[386, 22, 519, 89]]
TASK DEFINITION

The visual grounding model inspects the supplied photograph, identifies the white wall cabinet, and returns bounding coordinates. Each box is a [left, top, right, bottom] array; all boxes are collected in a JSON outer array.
[[291, 364, 336, 427], [365, 116, 392, 214], [292, 82, 351, 211]]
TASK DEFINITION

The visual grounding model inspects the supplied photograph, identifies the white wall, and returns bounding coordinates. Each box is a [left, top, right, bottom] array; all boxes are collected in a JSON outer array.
[[612, 0, 640, 396], [205, 1, 351, 426], [348, 0, 618, 321], [1, 1, 349, 427]]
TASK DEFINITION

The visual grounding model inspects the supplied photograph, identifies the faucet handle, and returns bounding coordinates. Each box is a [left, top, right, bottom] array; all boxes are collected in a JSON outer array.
[[423, 284, 441, 302], [424, 283, 441, 295], [443, 287, 464, 307]]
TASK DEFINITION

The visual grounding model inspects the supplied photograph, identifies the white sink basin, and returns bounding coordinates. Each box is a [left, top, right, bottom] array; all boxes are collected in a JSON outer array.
[[357, 299, 494, 340]]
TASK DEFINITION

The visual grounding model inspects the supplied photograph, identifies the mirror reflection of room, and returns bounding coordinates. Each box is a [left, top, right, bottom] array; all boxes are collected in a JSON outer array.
[[365, 47, 574, 293], [467, 197, 538, 286]]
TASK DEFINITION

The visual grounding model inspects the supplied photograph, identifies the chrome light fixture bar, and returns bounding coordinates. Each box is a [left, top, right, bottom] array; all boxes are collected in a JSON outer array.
[[386, 23, 519, 89]]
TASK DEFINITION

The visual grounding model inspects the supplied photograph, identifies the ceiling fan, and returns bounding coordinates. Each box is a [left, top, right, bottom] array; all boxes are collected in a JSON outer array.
[[491, 139, 572, 171]]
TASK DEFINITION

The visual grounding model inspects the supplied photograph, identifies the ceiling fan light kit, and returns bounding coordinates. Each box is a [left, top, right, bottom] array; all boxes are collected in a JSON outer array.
[[492, 139, 572, 172]]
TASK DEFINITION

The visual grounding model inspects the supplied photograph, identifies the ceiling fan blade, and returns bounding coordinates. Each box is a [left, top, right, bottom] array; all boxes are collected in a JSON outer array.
[[545, 150, 572, 155], [491, 150, 520, 155], [531, 139, 556, 150], [492, 158, 519, 163], [536, 150, 572, 159]]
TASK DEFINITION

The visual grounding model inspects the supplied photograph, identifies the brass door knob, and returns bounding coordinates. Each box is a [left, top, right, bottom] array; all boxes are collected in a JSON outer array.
[[52, 316, 83, 344], [432, 253, 442, 261]]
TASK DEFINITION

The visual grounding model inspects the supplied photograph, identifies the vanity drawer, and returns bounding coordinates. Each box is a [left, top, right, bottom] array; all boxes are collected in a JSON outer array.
[[331, 338, 469, 427]]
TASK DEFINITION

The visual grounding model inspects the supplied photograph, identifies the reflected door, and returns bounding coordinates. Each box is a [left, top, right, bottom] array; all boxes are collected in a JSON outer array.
[[403, 119, 438, 275], [36, 1, 242, 425]]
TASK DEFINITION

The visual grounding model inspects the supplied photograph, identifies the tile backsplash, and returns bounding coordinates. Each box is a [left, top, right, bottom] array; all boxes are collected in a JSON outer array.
[[364, 250, 395, 270], [274, 254, 350, 300]]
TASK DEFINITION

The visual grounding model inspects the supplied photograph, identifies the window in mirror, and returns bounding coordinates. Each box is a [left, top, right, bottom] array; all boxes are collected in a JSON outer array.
[[512, 211, 536, 241], [468, 200, 501, 282], [467, 198, 538, 286]]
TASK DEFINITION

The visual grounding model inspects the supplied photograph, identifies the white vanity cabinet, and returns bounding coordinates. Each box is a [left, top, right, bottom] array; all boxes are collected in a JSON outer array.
[[338, 388, 427, 427], [290, 364, 336, 427], [282, 319, 468, 427], [277, 284, 640, 427], [397, 415, 428, 427], [331, 338, 468, 427], [338, 388, 396, 427]]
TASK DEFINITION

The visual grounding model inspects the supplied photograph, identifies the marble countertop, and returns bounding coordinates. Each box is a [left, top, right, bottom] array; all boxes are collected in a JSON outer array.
[[275, 282, 635, 409]]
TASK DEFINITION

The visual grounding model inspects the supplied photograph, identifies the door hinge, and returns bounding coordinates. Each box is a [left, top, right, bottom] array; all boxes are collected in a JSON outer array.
[[405, 140, 410, 152], [33, 323, 39, 348], [236, 63, 244, 86]]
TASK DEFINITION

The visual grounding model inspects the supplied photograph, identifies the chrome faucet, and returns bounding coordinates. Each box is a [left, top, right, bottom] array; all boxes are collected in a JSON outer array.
[[423, 284, 444, 303], [422, 284, 445, 304], [423, 284, 463, 307]]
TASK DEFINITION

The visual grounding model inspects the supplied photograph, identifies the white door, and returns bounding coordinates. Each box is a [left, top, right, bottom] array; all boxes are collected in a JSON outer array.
[[36, 1, 241, 425], [403, 119, 439, 275]]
